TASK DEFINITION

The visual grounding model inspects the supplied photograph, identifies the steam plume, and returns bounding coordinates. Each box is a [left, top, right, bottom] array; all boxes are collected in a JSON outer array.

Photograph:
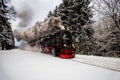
[[16, 3, 34, 27]]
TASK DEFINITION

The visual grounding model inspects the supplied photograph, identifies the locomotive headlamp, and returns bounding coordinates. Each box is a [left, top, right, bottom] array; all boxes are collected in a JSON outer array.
[[64, 44, 67, 47]]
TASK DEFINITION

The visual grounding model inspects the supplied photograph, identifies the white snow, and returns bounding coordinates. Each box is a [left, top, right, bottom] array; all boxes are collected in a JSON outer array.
[[0, 49, 120, 80]]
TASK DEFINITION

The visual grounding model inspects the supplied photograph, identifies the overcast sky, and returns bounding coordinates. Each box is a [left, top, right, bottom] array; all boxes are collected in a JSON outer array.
[[11, 0, 62, 29]]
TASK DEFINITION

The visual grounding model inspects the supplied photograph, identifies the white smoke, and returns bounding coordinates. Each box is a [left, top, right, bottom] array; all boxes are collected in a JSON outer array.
[[16, 3, 34, 27], [18, 40, 42, 52], [11, 0, 62, 29]]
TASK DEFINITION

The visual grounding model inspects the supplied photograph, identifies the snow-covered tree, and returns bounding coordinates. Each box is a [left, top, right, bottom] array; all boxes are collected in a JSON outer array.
[[93, 0, 120, 57], [0, 0, 15, 50]]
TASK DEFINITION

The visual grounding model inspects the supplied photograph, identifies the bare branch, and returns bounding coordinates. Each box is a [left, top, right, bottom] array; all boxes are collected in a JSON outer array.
[[93, 0, 120, 28]]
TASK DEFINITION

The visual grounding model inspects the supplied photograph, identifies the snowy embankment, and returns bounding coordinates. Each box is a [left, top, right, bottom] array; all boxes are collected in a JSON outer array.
[[72, 55, 120, 71], [0, 49, 120, 80]]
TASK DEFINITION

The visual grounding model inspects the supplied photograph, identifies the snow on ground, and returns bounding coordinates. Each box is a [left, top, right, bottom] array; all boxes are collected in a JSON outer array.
[[73, 55, 120, 71], [0, 49, 120, 80]]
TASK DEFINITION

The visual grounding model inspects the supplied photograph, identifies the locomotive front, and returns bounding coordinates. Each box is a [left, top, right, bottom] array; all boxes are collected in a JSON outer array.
[[59, 30, 75, 58]]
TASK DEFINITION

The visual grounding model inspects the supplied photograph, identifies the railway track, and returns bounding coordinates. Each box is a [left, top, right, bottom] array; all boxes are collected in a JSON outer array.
[[71, 55, 120, 72]]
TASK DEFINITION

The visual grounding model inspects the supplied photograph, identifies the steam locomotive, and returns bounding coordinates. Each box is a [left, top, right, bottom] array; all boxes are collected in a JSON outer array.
[[39, 30, 75, 58]]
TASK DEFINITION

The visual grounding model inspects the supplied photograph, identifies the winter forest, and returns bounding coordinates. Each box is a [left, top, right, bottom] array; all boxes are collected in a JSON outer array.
[[0, 0, 120, 58]]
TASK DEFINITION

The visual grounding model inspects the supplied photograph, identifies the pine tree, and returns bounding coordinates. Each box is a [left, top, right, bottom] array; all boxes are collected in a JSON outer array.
[[57, 0, 75, 30], [48, 11, 53, 18], [0, 0, 15, 50], [50, 0, 92, 32]]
